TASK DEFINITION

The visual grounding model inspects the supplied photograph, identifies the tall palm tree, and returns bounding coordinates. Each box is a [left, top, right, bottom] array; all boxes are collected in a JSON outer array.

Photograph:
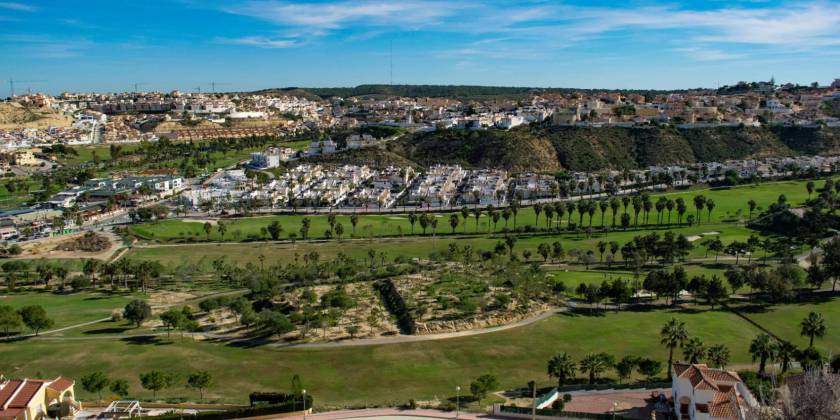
[[547, 352, 576, 387], [661, 318, 688, 377], [800, 311, 826, 348], [749, 333, 777, 376], [776, 341, 797, 373], [682, 337, 706, 364], [706, 344, 730, 369]]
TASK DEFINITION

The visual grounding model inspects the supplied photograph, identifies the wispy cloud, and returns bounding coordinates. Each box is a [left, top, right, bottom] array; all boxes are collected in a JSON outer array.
[[223, 0, 469, 31], [215, 36, 300, 48], [217, 0, 840, 64], [1, 34, 93, 58], [0, 2, 36, 12]]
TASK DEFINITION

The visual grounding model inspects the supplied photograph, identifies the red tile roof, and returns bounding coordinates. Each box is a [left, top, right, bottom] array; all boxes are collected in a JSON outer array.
[[0, 380, 23, 409], [47, 377, 73, 393]]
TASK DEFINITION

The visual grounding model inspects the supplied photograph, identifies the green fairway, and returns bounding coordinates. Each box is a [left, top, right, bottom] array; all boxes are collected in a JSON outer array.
[[2, 298, 836, 406], [128, 179, 820, 244], [0, 290, 136, 331], [125, 220, 756, 268]]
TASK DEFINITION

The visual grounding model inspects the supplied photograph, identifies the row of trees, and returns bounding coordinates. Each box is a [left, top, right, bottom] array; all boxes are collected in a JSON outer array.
[[80, 370, 213, 401]]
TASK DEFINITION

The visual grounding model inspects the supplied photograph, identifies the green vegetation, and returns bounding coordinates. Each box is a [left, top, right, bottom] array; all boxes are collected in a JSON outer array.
[[0, 291, 135, 329], [1, 299, 835, 405], [390, 126, 840, 171]]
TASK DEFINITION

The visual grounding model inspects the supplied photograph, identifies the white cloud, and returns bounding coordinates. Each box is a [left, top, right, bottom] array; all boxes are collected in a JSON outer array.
[[215, 36, 300, 48], [223, 0, 469, 30], [0, 2, 36, 12], [218, 0, 840, 62]]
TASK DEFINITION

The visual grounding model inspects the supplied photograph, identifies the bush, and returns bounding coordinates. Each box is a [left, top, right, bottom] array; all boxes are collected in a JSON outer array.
[[70, 276, 91, 291]]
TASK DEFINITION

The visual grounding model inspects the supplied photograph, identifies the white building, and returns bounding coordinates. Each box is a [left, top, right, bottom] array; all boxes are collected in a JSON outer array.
[[672, 362, 758, 420]]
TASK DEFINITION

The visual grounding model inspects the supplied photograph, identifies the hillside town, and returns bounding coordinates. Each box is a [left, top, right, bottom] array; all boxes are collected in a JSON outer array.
[[2, 78, 840, 149]]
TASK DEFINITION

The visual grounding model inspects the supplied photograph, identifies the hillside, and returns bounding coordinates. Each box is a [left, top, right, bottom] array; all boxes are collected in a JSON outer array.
[[0, 102, 72, 129], [380, 126, 840, 172], [388, 129, 561, 172], [298, 147, 419, 169]]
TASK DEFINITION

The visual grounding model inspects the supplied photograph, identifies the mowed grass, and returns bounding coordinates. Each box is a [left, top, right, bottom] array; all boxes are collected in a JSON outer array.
[[0, 302, 811, 406], [125, 221, 756, 269], [128, 179, 820, 243], [0, 290, 136, 332], [730, 297, 840, 354]]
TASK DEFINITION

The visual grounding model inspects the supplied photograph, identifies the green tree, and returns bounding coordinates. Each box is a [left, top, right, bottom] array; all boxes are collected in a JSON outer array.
[[661, 318, 688, 378], [547, 352, 576, 387], [139, 370, 174, 400], [800, 311, 826, 348], [749, 333, 778, 376], [706, 344, 730, 369], [447, 213, 458, 234], [267, 221, 283, 240], [579, 353, 614, 384], [616, 355, 639, 384], [776, 341, 798, 373], [159, 308, 185, 337], [110, 379, 130, 398], [81, 371, 110, 401], [123, 300, 152, 328], [469, 373, 498, 407], [19, 305, 53, 335], [186, 371, 213, 401], [636, 358, 662, 381], [203, 222, 212, 240], [682, 337, 707, 364], [0, 305, 22, 336]]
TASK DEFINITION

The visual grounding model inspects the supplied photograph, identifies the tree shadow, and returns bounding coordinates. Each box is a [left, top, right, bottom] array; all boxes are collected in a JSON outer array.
[[121, 335, 172, 346], [84, 326, 133, 335]]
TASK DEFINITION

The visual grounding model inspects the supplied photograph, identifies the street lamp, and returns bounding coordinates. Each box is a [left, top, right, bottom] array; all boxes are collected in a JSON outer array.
[[455, 386, 461, 420], [302, 389, 307, 420]]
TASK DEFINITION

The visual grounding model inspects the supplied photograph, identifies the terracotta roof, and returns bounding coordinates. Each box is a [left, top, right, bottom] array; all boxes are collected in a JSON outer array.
[[673, 363, 754, 420], [47, 377, 73, 393], [0, 380, 23, 409], [8, 380, 47, 408], [0, 407, 23, 420]]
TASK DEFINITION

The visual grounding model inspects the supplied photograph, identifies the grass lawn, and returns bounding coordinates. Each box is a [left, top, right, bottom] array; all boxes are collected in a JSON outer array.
[[124, 221, 755, 268], [729, 297, 840, 354], [128, 179, 820, 244], [4, 300, 831, 406], [0, 290, 136, 332]]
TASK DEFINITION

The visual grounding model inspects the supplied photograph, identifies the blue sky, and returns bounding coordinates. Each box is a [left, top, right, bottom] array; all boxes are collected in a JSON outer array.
[[1, 0, 839, 94]]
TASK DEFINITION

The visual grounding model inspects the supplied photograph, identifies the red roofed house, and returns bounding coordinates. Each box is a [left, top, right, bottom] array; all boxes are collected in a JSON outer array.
[[672, 363, 758, 420], [0, 375, 80, 420]]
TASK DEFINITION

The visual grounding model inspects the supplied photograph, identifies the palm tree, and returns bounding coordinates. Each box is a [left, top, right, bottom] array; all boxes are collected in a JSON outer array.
[[776, 341, 797, 373], [579, 353, 613, 385], [749, 333, 777, 376], [661, 318, 688, 377], [547, 352, 576, 387], [706, 344, 730, 369], [799, 311, 826, 347], [682, 337, 706, 364]]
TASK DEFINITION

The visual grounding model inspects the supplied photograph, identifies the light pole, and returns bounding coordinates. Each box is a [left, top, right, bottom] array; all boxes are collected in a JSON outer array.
[[612, 401, 617, 420], [302, 389, 307, 420], [455, 386, 460, 420]]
